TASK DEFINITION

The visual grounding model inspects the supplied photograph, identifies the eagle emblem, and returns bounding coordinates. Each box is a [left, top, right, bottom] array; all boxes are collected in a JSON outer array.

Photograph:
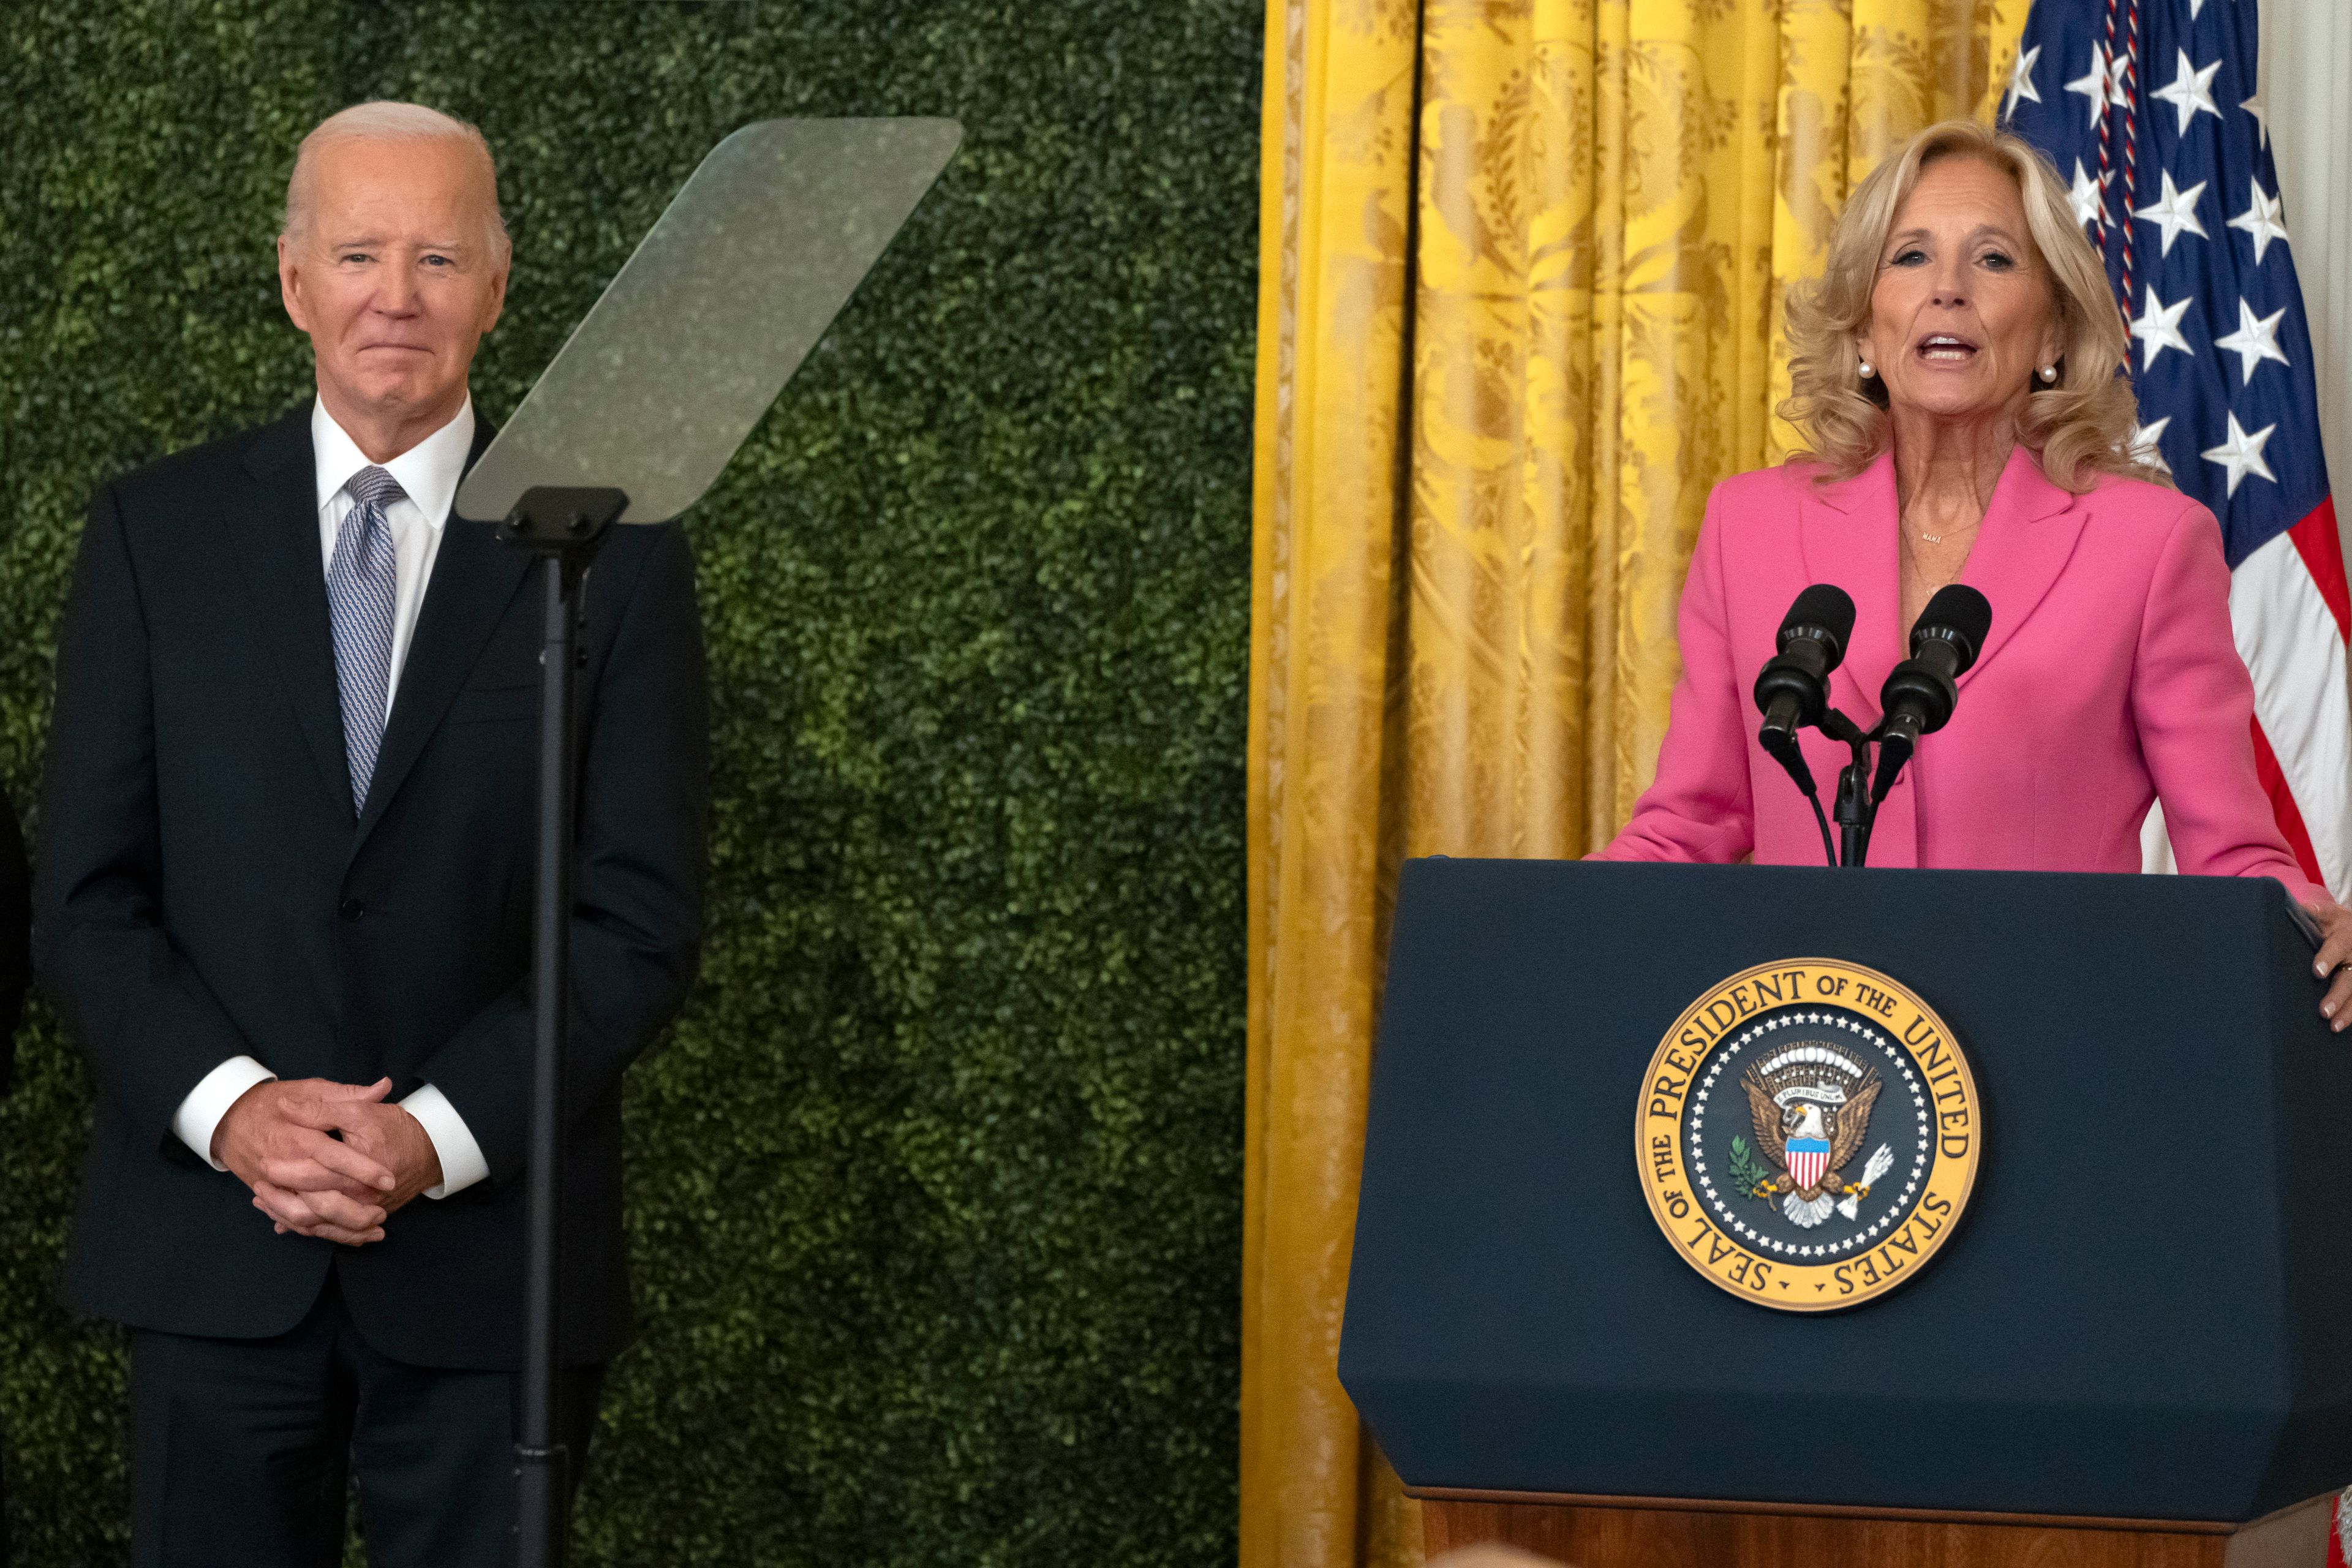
[[1735, 1042, 1894, 1229]]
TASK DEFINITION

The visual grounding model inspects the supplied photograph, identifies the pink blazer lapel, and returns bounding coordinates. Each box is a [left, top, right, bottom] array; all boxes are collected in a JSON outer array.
[[1954, 446, 2085, 685], [1796, 452, 1901, 729]]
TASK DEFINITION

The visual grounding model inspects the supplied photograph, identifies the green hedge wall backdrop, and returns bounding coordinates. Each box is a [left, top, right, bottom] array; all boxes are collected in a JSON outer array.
[[0, 3, 1259, 1561]]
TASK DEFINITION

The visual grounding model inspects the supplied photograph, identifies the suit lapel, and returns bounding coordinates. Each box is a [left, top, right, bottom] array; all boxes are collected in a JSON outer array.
[[1954, 446, 2084, 686], [353, 420, 528, 846], [227, 410, 355, 820], [1798, 453, 1902, 730]]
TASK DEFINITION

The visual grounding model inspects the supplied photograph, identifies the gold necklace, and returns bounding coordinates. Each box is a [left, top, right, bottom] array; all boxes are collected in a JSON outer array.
[[1904, 511, 1980, 547], [1898, 521, 1968, 586]]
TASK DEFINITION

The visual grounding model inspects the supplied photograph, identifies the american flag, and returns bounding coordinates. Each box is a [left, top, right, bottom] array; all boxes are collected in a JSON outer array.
[[2005, 0, 2350, 898]]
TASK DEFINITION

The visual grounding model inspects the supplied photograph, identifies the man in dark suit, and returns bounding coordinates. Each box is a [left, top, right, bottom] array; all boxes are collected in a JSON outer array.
[[36, 101, 707, 1566], [0, 784, 25, 1095]]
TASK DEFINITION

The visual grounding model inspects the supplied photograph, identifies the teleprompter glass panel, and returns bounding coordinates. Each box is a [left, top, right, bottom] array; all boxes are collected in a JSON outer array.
[[456, 117, 962, 526]]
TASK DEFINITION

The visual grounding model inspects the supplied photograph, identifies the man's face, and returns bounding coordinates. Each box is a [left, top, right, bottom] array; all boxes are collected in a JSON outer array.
[[278, 135, 507, 433]]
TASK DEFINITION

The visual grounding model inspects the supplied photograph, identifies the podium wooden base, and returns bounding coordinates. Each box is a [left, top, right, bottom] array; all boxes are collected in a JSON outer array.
[[1418, 1489, 2339, 1568]]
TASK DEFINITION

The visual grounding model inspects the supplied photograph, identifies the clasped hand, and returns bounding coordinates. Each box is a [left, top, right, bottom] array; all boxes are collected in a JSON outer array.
[[211, 1078, 443, 1246]]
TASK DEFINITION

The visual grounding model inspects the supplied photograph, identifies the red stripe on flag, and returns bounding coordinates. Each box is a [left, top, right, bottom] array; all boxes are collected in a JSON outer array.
[[2286, 496, 2351, 643], [2252, 717, 2326, 889], [2331, 1491, 2351, 1568]]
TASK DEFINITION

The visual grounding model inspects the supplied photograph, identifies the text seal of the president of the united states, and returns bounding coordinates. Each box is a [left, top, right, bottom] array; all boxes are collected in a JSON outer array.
[[1635, 959, 1980, 1311]]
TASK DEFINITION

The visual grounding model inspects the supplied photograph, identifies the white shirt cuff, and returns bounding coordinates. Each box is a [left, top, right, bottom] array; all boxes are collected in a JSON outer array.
[[172, 1056, 277, 1170], [399, 1082, 489, 1198]]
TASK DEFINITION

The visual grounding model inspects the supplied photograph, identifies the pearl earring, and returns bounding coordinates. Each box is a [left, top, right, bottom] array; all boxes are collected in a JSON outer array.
[[2039, 363, 2059, 383], [1858, 358, 1875, 379]]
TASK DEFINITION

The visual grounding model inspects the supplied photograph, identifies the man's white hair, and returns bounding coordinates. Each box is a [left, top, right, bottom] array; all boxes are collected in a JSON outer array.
[[283, 100, 510, 257]]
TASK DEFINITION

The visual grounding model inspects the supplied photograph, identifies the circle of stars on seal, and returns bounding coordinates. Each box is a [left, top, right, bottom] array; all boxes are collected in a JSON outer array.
[[1687, 1009, 1932, 1260]]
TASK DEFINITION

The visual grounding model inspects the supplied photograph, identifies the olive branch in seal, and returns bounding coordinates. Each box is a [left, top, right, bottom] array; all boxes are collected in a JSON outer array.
[[1727, 1134, 1773, 1201]]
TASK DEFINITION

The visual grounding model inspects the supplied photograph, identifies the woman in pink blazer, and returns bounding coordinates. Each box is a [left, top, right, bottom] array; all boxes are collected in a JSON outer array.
[[1595, 119, 2352, 1023]]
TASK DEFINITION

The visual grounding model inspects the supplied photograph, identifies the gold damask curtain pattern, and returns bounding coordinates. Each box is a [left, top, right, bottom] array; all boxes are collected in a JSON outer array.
[[1242, 3, 2027, 1567]]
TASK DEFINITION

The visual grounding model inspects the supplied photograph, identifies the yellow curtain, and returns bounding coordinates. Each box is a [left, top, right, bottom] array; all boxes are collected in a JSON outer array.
[[1242, 3, 2029, 1567]]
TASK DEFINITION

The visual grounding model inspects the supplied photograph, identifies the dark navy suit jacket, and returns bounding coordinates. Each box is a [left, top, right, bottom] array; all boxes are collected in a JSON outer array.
[[0, 784, 25, 1095], [0, 790, 20, 1568], [36, 405, 709, 1369]]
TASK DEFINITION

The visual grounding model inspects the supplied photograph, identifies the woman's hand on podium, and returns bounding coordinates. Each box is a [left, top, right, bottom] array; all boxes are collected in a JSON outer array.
[[2304, 893, 2352, 1031]]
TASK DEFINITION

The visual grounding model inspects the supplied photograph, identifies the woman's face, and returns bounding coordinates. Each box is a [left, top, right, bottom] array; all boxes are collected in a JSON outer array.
[[1860, 155, 2062, 428]]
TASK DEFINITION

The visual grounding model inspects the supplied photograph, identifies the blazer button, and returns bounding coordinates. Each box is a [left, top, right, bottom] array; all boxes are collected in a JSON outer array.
[[339, 898, 366, 922]]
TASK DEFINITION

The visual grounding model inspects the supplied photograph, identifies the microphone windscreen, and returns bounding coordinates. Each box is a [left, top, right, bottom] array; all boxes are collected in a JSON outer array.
[[1913, 584, 1992, 671], [1781, 584, 1856, 665]]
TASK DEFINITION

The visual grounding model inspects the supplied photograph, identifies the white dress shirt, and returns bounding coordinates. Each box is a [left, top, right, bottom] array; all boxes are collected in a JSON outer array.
[[167, 396, 491, 1199]]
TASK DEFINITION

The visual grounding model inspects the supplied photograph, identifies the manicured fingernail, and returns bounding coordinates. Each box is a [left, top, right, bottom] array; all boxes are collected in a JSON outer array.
[[2326, 1001, 2337, 1016], [2320, 962, 2331, 977]]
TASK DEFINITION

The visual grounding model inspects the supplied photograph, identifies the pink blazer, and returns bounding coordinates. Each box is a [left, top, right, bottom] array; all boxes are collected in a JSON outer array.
[[1596, 447, 2318, 904]]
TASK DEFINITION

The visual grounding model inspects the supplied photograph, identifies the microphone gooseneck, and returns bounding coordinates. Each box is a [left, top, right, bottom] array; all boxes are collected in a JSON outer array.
[[1870, 584, 1993, 805]]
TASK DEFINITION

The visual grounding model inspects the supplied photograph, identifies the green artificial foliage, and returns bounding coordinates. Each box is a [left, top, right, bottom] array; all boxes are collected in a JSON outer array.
[[0, 3, 1259, 1562]]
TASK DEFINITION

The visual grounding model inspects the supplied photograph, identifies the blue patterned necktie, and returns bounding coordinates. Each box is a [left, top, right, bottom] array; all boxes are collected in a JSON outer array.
[[327, 465, 405, 812]]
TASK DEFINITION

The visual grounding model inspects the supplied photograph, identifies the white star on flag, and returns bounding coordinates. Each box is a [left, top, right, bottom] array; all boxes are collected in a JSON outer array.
[[2241, 91, 2269, 148], [2190, 0, 2207, 16], [2152, 48, 2223, 136], [2128, 418, 2173, 477], [2214, 298, 2290, 384], [2201, 412, 2278, 497], [2066, 43, 2128, 129], [2005, 44, 2043, 118], [2228, 178, 2289, 263], [2134, 169, 2209, 256], [2131, 286, 2194, 369], [2067, 158, 2111, 230]]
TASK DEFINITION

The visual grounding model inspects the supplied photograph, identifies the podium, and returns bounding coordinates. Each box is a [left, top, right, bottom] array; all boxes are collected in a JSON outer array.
[[1340, 859, 2352, 1567]]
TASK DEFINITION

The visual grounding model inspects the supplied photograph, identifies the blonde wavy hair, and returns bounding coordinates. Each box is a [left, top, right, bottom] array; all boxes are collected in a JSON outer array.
[[1779, 118, 2160, 492]]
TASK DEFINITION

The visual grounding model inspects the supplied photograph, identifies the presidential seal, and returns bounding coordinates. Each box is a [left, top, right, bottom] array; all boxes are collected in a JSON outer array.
[[1635, 959, 1980, 1312]]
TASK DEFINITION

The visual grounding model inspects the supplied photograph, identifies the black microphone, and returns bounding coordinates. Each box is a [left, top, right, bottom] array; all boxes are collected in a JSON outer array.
[[1754, 585, 1856, 782], [1870, 584, 1992, 804]]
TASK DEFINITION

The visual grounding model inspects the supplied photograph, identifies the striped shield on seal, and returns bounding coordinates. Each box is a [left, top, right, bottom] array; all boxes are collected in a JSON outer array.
[[1786, 1137, 1830, 1193]]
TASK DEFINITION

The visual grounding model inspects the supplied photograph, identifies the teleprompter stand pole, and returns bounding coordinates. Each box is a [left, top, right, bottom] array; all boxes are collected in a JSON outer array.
[[499, 485, 627, 1568]]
